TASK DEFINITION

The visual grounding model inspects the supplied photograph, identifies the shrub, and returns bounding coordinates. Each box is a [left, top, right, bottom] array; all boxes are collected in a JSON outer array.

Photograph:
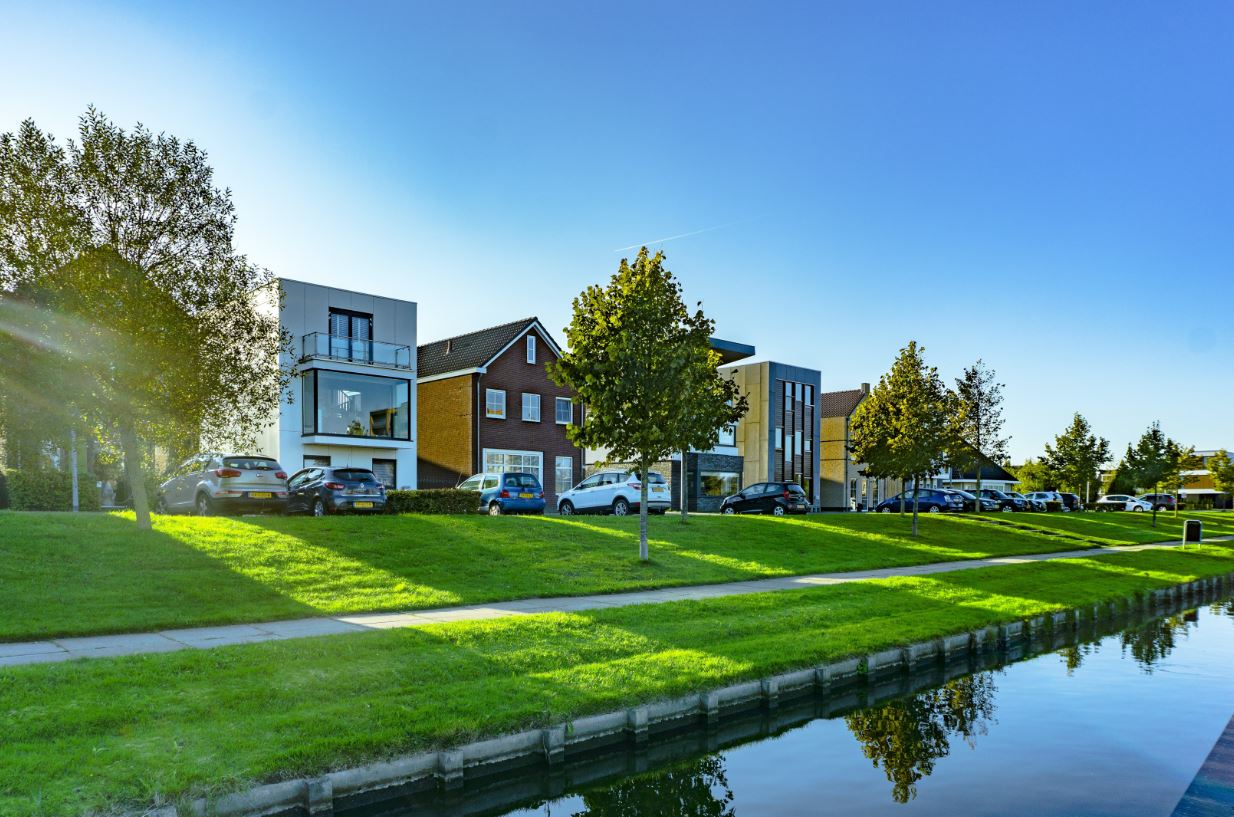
[[9, 469, 101, 511], [386, 488, 479, 515]]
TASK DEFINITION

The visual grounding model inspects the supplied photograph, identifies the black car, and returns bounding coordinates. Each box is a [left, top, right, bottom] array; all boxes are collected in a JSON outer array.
[[720, 482, 811, 516], [286, 466, 387, 516], [874, 489, 964, 514], [945, 489, 1000, 513], [1140, 493, 1177, 512], [1059, 492, 1084, 512], [977, 489, 1024, 512]]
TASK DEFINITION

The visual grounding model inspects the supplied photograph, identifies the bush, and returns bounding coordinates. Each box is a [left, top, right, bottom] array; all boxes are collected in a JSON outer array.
[[386, 488, 479, 515], [9, 469, 101, 511]]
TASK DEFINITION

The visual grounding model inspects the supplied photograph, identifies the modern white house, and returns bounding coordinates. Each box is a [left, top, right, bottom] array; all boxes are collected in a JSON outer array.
[[255, 278, 417, 488]]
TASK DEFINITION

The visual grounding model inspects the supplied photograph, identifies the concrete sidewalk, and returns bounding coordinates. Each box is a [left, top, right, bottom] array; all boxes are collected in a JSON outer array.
[[1, 538, 1221, 668]]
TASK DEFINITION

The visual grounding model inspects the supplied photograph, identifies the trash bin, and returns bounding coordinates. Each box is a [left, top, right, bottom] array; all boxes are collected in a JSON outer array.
[[1184, 519, 1203, 544]]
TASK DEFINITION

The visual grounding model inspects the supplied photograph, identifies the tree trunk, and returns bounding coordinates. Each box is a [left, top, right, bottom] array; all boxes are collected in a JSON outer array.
[[1151, 481, 1158, 528], [639, 459, 650, 561], [899, 483, 906, 516], [120, 422, 151, 530], [911, 477, 921, 536], [974, 470, 982, 515], [679, 449, 688, 524]]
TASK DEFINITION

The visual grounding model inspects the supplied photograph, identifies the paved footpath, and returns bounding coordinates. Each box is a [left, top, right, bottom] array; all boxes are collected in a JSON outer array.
[[1, 538, 1224, 669]]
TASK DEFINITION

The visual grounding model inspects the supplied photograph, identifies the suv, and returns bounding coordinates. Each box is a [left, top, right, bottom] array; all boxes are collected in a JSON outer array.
[[557, 470, 671, 516], [1139, 493, 1177, 512], [458, 472, 546, 516], [1025, 491, 1067, 512], [157, 454, 288, 516], [1059, 492, 1084, 512], [719, 482, 811, 516], [977, 489, 1024, 512], [875, 489, 964, 514], [286, 466, 386, 516]]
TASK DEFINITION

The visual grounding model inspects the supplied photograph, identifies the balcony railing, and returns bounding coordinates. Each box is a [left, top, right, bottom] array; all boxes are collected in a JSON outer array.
[[301, 332, 413, 369]]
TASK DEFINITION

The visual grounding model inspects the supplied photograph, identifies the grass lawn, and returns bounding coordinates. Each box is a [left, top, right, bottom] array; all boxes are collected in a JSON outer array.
[[3, 543, 1232, 817], [954, 509, 1234, 545], [0, 509, 1178, 642]]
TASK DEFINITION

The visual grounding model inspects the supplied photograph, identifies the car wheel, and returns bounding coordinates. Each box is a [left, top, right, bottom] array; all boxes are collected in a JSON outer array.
[[879, 506, 890, 513], [1001, 504, 1012, 512], [559, 501, 575, 516], [772, 504, 786, 517], [722, 505, 736, 515], [195, 493, 212, 517], [1132, 506, 1144, 513], [311, 497, 326, 517], [488, 502, 503, 516], [612, 497, 630, 516], [927, 504, 941, 513]]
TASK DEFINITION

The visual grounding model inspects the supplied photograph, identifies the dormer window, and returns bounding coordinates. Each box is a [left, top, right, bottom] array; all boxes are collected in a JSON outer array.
[[526, 334, 536, 364]]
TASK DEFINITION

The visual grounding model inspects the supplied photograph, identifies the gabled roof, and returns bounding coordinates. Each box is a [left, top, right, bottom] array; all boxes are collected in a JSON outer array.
[[819, 388, 867, 419], [417, 317, 563, 378], [948, 456, 1019, 483]]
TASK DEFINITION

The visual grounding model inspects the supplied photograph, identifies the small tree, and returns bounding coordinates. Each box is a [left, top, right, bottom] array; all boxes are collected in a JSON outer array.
[[1209, 450, 1234, 506], [549, 247, 747, 561], [1042, 413, 1111, 503], [850, 341, 952, 536], [0, 110, 292, 529], [1159, 441, 1202, 517], [949, 360, 1008, 513], [1123, 422, 1170, 527]]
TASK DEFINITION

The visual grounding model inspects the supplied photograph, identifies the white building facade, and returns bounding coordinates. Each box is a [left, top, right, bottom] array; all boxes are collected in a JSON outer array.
[[256, 278, 417, 488]]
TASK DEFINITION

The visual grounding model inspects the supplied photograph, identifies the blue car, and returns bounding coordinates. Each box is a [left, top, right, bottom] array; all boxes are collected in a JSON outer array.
[[457, 471, 546, 515], [874, 489, 964, 514]]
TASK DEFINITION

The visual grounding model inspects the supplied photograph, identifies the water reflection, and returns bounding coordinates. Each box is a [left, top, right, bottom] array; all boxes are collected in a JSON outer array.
[[570, 756, 735, 817], [844, 674, 998, 803]]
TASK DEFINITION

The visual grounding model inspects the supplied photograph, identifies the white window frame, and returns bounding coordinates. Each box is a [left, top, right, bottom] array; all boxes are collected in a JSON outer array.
[[526, 335, 536, 364], [555, 455, 573, 496], [522, 392, 541, 422], [555, 397, 573, 425], [485, 388, 506, 419], [482, 449, 543, 483]]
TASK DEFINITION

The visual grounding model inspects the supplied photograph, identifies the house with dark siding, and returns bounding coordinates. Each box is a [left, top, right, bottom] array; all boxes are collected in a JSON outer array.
[[416, 317, 582, 507]]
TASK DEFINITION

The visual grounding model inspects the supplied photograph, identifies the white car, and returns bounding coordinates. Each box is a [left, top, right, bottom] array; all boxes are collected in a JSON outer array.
[[1095, 494, 1154, 512], [1024, 491, 1069, 511], [557, 470, 672, 516]]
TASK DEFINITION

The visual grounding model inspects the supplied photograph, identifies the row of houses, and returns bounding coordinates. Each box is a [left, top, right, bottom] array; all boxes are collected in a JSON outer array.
[[255, 279, 1226, 512]]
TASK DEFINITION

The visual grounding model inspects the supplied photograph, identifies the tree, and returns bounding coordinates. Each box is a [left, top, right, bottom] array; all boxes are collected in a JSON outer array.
[[1159, 441, 1202, 517], [850, 341, 952, 536], [1210, 450, 1234, 504], [0, 109, 291, 529], [549, 247, 747, 560], [1008, 458, 1055, 493], [949, 360, 1008, 513], [1122, 422, 1171, 527], [1041, 413, 1111, 503]]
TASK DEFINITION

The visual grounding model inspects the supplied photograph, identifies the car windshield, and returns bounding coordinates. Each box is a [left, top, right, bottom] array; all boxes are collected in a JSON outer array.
[[334, 469, 378, 483], [786, 484, 807, 495], [223, 457, 281, 471]]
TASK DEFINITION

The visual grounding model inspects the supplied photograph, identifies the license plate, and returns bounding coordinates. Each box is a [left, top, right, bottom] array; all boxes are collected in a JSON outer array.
[[519, 492, 535, 499], [354, 501, 374, 509], [249, 492, 272, 499]]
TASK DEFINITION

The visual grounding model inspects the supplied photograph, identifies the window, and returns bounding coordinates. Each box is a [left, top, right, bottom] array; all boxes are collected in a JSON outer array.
[[302, 370, 410, 439], [482, 476, 499, 490], [794, 383, 803, 402], [717, 423, 736, 447], [522, 393, 541, 422], [555, 456, 574, 496], [458, 476, 483, 491], [795, 430, 802, 456], [700, 471, 741, 497], [526, 335, 537, 364], [328, 308, 374, 363], [555, 397, 573, 425], [483, 449, 542, 482], [486, 389, 506, 419], [303, 455, 331, 468], [371, 459, 396, 489], [784, 381, 792, 401], [804, 437, 812, 453], [577, 474, 603, 490], [805, 386, 814, 407], [775, 427, 783, 450]]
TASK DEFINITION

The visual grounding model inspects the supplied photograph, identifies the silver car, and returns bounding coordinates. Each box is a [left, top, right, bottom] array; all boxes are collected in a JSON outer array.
[[157, 453, 289, 515]]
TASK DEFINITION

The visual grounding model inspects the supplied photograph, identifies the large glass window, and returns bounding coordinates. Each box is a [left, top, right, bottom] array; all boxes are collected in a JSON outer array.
[[701, 471, 741, 497], [483, 449, 542, 482], [555, 456, 573, 496], [302, 370, 410, 439]]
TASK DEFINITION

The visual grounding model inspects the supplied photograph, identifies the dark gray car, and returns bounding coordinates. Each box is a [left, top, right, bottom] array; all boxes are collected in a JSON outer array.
[[286, 466, 387, 516]]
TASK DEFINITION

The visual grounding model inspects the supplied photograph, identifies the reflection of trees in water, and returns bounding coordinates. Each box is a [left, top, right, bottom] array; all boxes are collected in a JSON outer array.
[[1212, 599, 1234, 620], [1058, 642, 1098, 674], [572, 755, 735, 817], [845, 674, 998, 804], [1119, 614, 1192, 672]]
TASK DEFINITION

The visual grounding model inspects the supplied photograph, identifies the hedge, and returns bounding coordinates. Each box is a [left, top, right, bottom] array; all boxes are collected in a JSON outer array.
[[8, 469, 101, 511], [386, 488, 480, 515]]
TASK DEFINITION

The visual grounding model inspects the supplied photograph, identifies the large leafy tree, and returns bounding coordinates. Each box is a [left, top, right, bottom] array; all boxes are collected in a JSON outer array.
[[1008, 458, 1056, 493], [1158, 440, 1202, 517], [1041, 413, 1111, 502], [850, 341, 952, 535], [1209, 450, 1234, 505], [1122, 421, 1176, 527], [549, 247, 747, 560], [949, 359, 1008, 512], [0, 109, 291, 529]]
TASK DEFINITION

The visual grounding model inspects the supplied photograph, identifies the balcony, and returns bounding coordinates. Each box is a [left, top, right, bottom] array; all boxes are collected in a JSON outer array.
[[301, 332, 413, 369]]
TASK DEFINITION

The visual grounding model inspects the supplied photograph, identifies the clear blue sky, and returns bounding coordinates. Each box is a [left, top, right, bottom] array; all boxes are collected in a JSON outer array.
[[4, 0, 1231, 462]]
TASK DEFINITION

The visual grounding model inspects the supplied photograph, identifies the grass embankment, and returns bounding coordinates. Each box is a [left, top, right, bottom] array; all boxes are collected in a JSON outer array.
[[3, 543, 1233, 817], [0, 510, 1190, 641], [956, 509, 1234, 546]]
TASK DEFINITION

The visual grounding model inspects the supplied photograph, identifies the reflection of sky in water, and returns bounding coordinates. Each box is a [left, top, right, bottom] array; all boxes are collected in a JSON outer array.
[[494, 602, 1234, 817]]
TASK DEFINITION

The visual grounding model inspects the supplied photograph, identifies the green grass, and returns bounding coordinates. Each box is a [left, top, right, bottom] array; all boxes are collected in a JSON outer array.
[[3, 543, 1232, 817], [0, 509, 1187, 642], [954, 509, 1234, 545]]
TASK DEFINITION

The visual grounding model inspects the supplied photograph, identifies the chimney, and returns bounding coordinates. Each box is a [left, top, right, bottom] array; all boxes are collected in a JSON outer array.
[[861, 382, 870, 394]]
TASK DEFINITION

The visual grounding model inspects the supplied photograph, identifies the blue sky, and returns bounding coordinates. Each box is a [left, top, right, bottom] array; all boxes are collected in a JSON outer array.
[[3, 0, 1231, 461]]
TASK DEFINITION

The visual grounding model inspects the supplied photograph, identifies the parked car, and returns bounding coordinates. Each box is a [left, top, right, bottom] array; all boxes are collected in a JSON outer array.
[[977, 489, 1025, 512], [1139, 493, 1177, 512], [1024, 491, 1068, 512], [458, 472, 546, 515], [286, 466, 386, 516], [874, 489, 965, 514], [945, 489, 1000, 513], [1059, 492, 1084, 512], [157, 453, 288, 516], [719, 481, 811, 516], [1094, 494, 1153, 512], [557, 470, 670, 516], [1006, 491, 1046, 512]]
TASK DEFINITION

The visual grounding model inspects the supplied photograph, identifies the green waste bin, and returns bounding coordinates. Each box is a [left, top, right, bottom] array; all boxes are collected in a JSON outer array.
[[1184, 519, 1202, 544]]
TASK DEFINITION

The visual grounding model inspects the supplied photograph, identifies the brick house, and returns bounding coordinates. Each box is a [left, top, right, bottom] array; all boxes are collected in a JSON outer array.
[[416, 317, 581, 506]]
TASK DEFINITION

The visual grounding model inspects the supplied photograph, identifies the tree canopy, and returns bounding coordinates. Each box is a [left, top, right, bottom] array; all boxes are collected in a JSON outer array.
[[1041, 413, 1110, 500], [949, 359, 1008, 512], [1209, 450, 1234, 500]]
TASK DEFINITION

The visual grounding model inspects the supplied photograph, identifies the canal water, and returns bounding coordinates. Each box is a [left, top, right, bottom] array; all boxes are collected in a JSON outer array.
[[351, 596, 1234, 817]]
